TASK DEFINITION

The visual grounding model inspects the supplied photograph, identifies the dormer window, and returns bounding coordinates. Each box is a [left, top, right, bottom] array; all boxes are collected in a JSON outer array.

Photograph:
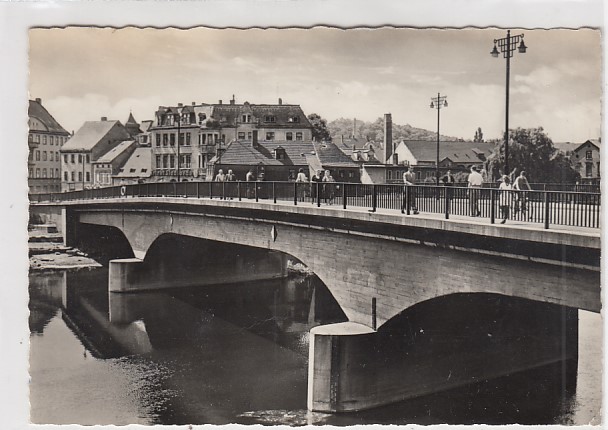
[[264, 115, 276, 123], [241, 114, 252, 123], [274, 146, 286, 160], [288, 116, 300, 123], [198, 113, 207, 124]]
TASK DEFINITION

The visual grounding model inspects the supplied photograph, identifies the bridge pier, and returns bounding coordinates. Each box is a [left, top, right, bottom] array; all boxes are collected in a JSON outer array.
[[108, 249, 289, 293], [308, 299, 579, 413]]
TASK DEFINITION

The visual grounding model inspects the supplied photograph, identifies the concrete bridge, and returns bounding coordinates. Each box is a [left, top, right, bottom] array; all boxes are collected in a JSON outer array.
[[30, 196, 600, 412]]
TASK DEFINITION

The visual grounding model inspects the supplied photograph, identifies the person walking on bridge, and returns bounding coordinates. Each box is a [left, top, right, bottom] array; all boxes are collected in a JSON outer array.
[[403, 166, 418, 214], [296, 168, 308, 202], [467, 166, 483, 217], [513, 170, 532, 217], [499, 175, 513, 224]]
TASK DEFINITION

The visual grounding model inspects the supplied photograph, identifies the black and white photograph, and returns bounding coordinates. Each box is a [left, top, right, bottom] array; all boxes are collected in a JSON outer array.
[[0, 1, 603, 429]]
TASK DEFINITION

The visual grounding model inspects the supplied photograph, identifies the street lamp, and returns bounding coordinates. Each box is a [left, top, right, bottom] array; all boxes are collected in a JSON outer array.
[[491, 29, 527, 175], [430, 93, 448, 185]]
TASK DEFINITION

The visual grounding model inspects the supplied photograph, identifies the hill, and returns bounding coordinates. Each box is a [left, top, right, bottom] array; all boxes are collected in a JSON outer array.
[[328, 117, 459, 143]]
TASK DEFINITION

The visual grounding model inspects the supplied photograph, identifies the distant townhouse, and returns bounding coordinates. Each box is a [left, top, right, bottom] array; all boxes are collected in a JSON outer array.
[[91, 140, 137, 188], [113, 147, 153, 185], [307, 141, 360, 182], [392, 140, 494, 182], [149, 97, 313, 182], [28, 98, 71, 193], [60, 117, 132, 191], [571, 139, 600, 181]]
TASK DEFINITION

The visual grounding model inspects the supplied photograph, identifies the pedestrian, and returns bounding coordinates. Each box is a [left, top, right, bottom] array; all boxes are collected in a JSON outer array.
[[311, 170, 323, 202], [246, 169, 255, 198], [295, 168, 308, 202], [225, 169, 236, 199], [513, 170, 532, 217], [403, 166, 418, 214], [226, 169, 236, 181], [215, 169, 226, 182], [498, 175, 512, 224], [322, 170, 335, 205], [441, 169, 455, 211], [467, 165, 483, 217]]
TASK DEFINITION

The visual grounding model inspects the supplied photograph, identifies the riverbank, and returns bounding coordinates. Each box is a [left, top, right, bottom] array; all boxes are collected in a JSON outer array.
[[29, 225, 101, 271]]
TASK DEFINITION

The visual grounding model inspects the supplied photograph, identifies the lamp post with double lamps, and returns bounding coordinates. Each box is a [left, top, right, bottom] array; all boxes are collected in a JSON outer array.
[[491, 30, 527, 175], [430, 93, 447, 185]]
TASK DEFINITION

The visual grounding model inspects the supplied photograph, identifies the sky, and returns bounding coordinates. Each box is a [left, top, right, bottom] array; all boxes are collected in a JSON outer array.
[[29, 26, 601, 143]]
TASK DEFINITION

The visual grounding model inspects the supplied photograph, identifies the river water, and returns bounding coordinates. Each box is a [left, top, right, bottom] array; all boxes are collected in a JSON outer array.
[[29, 268, 601, 426]]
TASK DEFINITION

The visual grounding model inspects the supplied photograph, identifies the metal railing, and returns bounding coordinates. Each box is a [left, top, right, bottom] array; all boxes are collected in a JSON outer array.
[[29, 182, 601, 229]]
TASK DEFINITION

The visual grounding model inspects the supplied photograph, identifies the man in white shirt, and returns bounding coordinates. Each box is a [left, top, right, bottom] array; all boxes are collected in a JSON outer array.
[[467, 166, 483, 216]]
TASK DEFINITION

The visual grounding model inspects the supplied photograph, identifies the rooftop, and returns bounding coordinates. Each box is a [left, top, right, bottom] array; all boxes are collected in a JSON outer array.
[[214, 140, 314, 166], [400, 140, 495, 164], [94, 140, 136, 163], [28, 99, 70, 135], [62, 120, 128, 151], [114, 147, 152, 178]]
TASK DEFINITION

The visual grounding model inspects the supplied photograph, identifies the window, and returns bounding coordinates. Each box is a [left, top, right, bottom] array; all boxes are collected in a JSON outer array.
[[264, 115, 276, 123], [71, 154, 75, 163], [64, 171, 68, 181], [43, 135, 47, 145], [49, 169, 54, 178], [56, 151, 59, 160], [296, 132, 303, 141], [28, 134, 33, 143], [35, 134, 40, 143], [178, 133, 184, 146], [64, 154, 68, 163], [185, 133, 191, 146], [238, 132, 246, 140], [163, 134, 168, 147], [586, 150, 593, 160], [181, 154, 191, 168], [169, 155, 175, 168], [78, 154, 82, 163], [170, 133, 176, 146], [42, 151, 47, 161], [266, 132, 275, 141], [162, 155, 168, 168], [141, 168, 147, 173], [71, 172, 75, 181], [35, 168, 40, 178], [586, 162, 593, 177], [35, 150, 40, 161], [241, 114, 251, 123], [247, 131, 252, 141], [49, 152, 53, 161], [86, 172, 90, 182], [55, 168, 59, 177], [288, 116, 300, 123], [130, 168, 136, 173], [29, 168, 33, 178], [86, 154, 90, 163], [156, 134, 161, 147], [286, 132, 293, 141], [78, 172, 82, 182], [50, 136, 54, 145], [156, 155, 162, 168], [348, 171, 354, 178]]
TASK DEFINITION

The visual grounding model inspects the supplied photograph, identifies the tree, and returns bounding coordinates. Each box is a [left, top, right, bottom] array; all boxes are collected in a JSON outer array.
[[307, 113, 332, 142], [474, 127, 484, 143], [484, 127, 580, 183]]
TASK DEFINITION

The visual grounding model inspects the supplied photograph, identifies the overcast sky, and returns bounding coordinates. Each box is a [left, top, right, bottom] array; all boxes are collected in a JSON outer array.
[[29, 26, 600, 142]]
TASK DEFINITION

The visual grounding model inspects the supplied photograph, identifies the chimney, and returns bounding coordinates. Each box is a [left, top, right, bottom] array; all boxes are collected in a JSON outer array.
[[101, 116, 107, 121], [383, 113, 392, 164], [178, 103, 183, 107], [35, 97, 41, 104], [219, 100, 223, 105], [278, 98, 283, 105], [230, 94, 235, 105], [192, 102, 196, 106], [252, 130, 258, 148]]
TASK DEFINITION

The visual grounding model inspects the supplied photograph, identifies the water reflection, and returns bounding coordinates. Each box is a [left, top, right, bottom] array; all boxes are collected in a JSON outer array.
[[29, 268, 601, 426]]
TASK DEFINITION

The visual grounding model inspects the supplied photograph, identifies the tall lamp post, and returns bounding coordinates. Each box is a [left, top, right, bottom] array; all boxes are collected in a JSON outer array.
[[491, 30, 527, 175], [430, 93, 447, 185]]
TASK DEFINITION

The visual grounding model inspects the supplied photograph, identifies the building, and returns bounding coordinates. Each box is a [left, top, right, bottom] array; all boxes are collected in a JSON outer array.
[[149, 97, 313, 182], [208, 130, 313, 181], [307, 141, 360, 182], [91, 140, 137, 187], [571, 139, 600, 180], [138, 120, 154, 146], [28, 98, 71, 193], [393, 140, 494, 182], [60, 117, 132, 191], [112, 147, 153, 185]]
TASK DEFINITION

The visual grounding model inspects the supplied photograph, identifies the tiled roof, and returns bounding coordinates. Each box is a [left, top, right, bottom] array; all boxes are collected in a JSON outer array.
[[28, 99, 69, 135], [215, 140, 314, 166], [312, 141, 359, 168], [114, 147, 152, 178], [402, 140, 494, 164], [211, 103, 312, 128], [94, 140, 136, 163], [61, 120, 127, 151]]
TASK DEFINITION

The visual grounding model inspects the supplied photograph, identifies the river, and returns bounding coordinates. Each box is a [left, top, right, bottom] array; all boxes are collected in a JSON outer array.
[[29, 267, 601, 426]]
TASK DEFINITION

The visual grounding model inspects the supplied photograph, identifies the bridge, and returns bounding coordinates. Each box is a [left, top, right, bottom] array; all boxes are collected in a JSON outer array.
[[30, 182, 601, 413]]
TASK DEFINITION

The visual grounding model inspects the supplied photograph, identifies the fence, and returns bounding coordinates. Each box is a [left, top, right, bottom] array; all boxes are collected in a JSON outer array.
[[29, 181, 601, 229]]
